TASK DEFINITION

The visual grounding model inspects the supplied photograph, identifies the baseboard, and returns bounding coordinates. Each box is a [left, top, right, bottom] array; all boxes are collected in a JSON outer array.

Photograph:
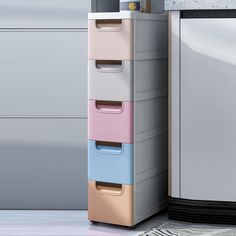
[[169, 197, 236, 225]]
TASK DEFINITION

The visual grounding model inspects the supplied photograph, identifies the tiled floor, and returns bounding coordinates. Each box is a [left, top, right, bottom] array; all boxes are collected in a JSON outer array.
[[0, 210, 166, 236], [0, 210, 235, 236]]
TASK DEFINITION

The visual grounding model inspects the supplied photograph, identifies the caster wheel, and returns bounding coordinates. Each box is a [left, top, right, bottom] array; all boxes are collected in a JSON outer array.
[[90, 221, 98, 224], [129, 225, 137, 230]]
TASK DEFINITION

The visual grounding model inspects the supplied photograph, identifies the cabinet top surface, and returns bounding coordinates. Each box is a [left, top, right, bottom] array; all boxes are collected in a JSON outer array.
[[88, 12, 167, 21], [165, 0, 236, 10]]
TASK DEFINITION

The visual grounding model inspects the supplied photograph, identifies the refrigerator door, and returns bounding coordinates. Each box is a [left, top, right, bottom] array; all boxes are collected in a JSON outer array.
[[181, 18, 236, 201]]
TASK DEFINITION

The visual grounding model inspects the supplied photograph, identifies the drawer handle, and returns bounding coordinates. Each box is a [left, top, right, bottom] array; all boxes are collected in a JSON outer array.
[[95, 60, 123, 73], [96, 181, 123, 195], [95, 101, 123, 114], [95, 19, 123, 31], [95, 141, 123, 154]]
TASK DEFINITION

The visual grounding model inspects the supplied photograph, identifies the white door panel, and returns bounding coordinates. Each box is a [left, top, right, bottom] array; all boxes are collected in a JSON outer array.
[[181, 19, 236, 201]]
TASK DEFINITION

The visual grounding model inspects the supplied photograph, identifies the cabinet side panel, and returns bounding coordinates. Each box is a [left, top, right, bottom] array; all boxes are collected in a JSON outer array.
[[169, 11, 181, 198]]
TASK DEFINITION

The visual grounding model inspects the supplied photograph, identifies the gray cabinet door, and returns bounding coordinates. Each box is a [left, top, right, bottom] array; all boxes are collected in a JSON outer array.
[[0, 30, 87, 117], [0, 0, 91, 28], [181, 19, 236, 201], [0, 118, 87, 209]]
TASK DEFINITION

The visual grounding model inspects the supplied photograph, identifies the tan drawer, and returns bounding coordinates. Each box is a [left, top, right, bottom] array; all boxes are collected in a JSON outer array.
[[88, 181, 133, 226]]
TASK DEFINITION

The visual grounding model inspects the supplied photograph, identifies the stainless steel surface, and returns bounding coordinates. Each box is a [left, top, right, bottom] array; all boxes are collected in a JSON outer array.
[[181, 18, 236, 201]]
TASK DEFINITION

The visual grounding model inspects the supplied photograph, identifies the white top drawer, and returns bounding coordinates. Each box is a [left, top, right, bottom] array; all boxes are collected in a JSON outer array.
[[0, 0, 90, 28]]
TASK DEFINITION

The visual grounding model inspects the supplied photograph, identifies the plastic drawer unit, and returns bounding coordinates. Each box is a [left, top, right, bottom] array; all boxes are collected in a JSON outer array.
[[88, 141, 134, 184], [88, 12, 168, 227], [89, 100, 133, 143], [89, 60, 134, 102], [89, 59, 168, 102], [88, 170, 167, 226], [88, 96, 168, 143], [88, 181, 133, 226], [88, 12, 167, 60]]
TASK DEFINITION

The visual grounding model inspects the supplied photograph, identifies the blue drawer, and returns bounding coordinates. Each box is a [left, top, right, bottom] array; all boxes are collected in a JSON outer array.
[[88, 140, 134, 184]]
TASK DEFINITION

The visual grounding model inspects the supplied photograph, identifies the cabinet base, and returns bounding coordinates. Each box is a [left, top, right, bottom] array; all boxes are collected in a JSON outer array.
[[169, 197, 236, 225]]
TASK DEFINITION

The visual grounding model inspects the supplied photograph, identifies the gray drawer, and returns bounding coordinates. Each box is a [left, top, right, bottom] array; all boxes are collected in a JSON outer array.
[[0, 0, 90, 28], [0, 30, 87, 117], [0, 118, 87, 209]]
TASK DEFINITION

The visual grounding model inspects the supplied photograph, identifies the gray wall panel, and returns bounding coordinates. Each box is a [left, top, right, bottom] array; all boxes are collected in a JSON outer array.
[[0, 0, 91, 28], [0, 30, 88, 117], [0, 0, 91, 209], [0, 118, 88, 209]]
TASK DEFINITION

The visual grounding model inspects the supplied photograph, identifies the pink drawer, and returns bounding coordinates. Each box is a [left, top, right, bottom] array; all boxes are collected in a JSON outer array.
[[88, 19, 133, 60], [88, 100, 134, 143]]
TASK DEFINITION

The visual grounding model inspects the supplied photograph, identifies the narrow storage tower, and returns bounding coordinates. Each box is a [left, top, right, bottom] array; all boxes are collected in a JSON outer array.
[[88, 12, 168, 227]]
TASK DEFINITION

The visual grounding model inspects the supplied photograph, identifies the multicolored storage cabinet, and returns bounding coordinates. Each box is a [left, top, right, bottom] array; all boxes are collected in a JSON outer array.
[[88, 12, 168, 227]]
